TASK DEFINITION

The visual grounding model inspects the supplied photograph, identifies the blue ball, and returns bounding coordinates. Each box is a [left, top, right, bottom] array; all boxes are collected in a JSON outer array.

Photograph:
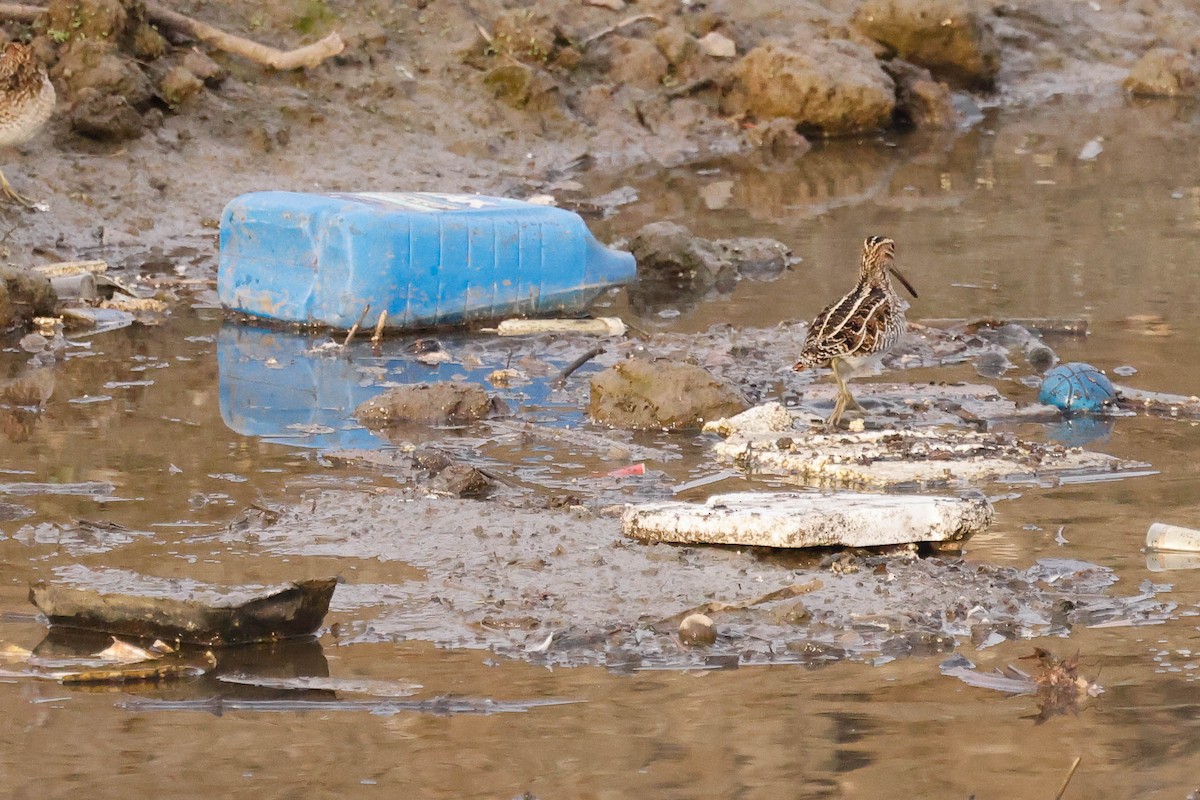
[[1038, 362, 1117, 413]]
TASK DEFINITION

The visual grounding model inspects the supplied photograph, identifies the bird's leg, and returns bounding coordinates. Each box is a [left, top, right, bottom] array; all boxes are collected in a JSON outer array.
[[826, 390, 847, 430], [0, 168, 37, 209], [829, 357, 866, 414], [826, 357, 850, 429]]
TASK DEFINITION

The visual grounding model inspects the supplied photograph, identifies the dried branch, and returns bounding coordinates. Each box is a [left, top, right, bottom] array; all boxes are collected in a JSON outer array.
[[0, 3, 345, 70], [146, 2, 345, 70]]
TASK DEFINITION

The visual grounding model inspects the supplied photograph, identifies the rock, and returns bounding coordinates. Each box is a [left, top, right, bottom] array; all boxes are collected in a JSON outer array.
[[884, 59, 958, 128], [1124, 47, 1200, 96], [53, 38, 155, 108], [340, 20, 389, 51], [46, 0, 133, 43], [712, 237, 792, 281], [484, 63, 534, 108], [723, 40, 895, 136], [605, 37, 670, 90], [851, 0, 1000, 89], [744, 117, 812, 156], [0, 267, 57, 332], [588, 358, 748, 430], [653, 26, 696, 68], [131, 22, 168, 60], [158, 66, 204, 108], [678, 613, 716, 646], [356, 382, 494, 426], [68, 88, 144, 142], [180, 50, 227, 87], [492, 8, 558, 64], [698, 31, 737, 59], [628, 221, 734, 301], [426, 464, 495, 498]]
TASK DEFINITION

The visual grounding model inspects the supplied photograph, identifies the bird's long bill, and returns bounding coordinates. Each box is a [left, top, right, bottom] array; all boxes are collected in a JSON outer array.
[[889, 265, 918, 298]]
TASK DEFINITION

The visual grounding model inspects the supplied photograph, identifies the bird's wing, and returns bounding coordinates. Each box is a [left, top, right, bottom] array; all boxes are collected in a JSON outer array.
[[794, 286, 893, 368]]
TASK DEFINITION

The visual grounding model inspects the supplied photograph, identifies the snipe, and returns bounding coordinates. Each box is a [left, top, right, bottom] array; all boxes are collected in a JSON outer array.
[[0, 42, 55, 208], [792, 236, 918, 429]]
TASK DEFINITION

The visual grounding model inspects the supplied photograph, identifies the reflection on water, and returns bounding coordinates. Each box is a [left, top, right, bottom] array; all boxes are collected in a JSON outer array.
[[5, 95, 1200, 796]]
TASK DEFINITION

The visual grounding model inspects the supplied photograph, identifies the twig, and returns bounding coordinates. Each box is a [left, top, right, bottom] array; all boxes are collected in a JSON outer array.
[[0, 3, 345, 69], [1055, 756, 1082, 800], [552, 345, 604, 389], [146, 3, 345, 69], [0, 3, 41, 23], [341, 305, 370, 347], [581, 13, 663, 46], [371, 309, 388, 345]]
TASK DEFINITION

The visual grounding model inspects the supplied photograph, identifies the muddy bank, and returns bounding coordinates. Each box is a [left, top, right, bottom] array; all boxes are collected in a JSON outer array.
[[1, 0, 1197, 267], [184, 488, 1169, 669]]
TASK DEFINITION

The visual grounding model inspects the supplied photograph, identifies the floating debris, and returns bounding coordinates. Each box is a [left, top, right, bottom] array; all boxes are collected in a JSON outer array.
[[623, 491, 993, 548], [1038, 363, 1116, 413], [710, 403, 1148, 489], [29, 578, 337, 646], [1145, 522, 1200, 553], [118, 695, 582, 716], [494, 317, 626, 337], [1115, 384, 1200, 420]]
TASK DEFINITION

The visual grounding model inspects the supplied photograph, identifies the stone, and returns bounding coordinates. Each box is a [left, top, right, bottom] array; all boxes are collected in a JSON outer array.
[[852, 0, 1000, 89], [1124, 47, 1200, 96], [678, 613, 716, 646], [427, 464, 495, 498], [628, 221, 732, 297], [653, 26, 696, 67], [492, 8, 558, 64], [53, 38, 155, 108], [698, 31, 737, 59], [46, 0, 134, 43], [68, 88, 144, 142], [723, 40, 895, 136], [356, 382, 493, 426], [744, 117, 812, 156], [605, 36, 670, 90], [484, 62, 534, 108], [181, 50, 227, 87], [588, 358, 748, 430], [712, 237, 792, 281], [158, 66, 204, 108], [885, 59, 958, 128], [623, 491, 995, 548], [131, 23, 168, 60]]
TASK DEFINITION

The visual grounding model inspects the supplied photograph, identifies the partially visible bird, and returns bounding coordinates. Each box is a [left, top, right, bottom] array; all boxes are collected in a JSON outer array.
[[0, 42, 55, 209], [793, 236, 918, 429]]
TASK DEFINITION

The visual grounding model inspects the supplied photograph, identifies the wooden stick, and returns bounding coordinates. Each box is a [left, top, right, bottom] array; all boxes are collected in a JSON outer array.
[[371, 309, 388, 345], [341, 305, 370, 347], [1054, 756, 1082, 800], [0, 3, 345, 70], [146, 2, 344, 69], [0, 3, 41, 23], [551, 345, 604, 389], [581, 13, 663, 46]]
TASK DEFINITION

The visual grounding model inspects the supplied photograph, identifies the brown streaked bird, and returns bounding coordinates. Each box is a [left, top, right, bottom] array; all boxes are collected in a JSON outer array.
[[0, 42, 55, 208], [793, 236, 918, 429]]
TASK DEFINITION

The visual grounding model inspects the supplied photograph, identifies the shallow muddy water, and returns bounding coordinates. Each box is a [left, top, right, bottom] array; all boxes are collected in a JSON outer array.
[[5, 94, 1200, 798]]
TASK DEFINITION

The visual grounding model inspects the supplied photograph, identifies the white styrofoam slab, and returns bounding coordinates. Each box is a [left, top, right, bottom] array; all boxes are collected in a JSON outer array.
[[623, 491, 994, 548]]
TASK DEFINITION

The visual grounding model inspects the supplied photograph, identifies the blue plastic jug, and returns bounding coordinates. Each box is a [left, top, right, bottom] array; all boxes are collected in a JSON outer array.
[[218, 191, 637, 329]]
